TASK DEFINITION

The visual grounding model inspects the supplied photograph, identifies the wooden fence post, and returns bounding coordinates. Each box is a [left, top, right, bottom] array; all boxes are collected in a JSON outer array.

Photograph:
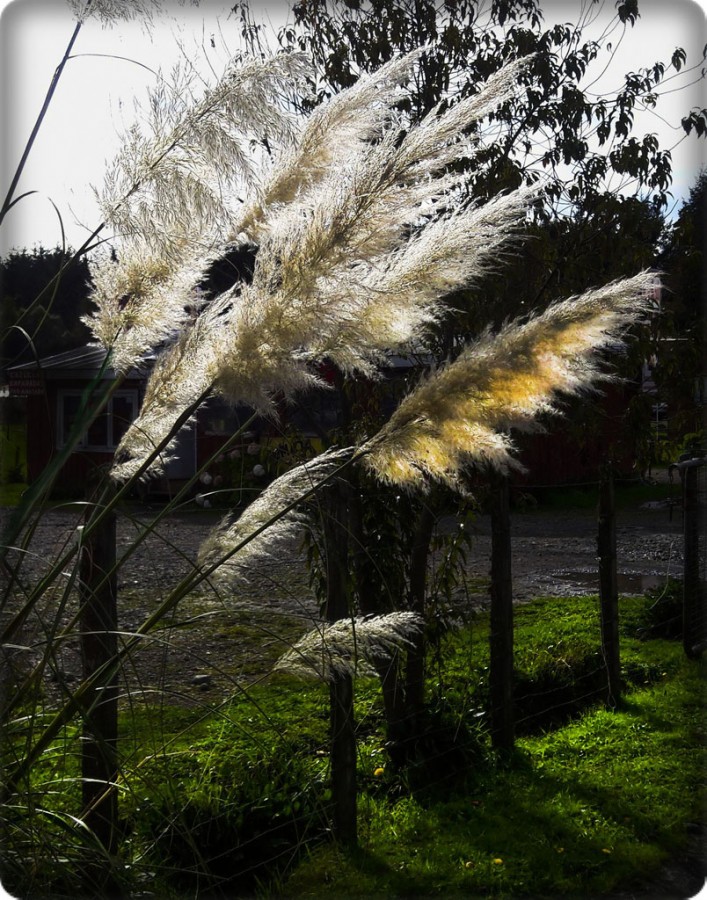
[[598, 466, 621, 707], [405, 503, 436, 732], [682, 462, 704, 659], [79, 481, 119, 855], [324, 481, 357, 846], [490, 472, 514, 752]]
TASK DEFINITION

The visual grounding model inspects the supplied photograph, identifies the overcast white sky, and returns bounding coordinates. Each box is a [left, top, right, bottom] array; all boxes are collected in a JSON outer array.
[[0, 0, 705, 255]]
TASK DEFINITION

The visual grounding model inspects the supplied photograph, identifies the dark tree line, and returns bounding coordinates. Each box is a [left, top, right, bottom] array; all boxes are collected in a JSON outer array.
[[1, 247, 92, 369], [656, 171, 706, 448]]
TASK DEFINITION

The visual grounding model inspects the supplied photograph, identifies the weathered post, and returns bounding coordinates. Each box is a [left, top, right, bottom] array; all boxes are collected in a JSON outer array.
[[79, 480, 119, 855], [324, 481, 357, 845], [681, 460, 704, 658], [405, 502, 436, 732], [489, 471, 514, 752], [598, 465, 621, 707], [348, 478, 407, 761]]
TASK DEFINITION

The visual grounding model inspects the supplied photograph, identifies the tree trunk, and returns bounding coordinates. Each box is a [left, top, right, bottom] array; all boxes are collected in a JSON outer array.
[[348, 481, 407, 758], [489, 472, 514, 753], [405, 503, 436, 729]]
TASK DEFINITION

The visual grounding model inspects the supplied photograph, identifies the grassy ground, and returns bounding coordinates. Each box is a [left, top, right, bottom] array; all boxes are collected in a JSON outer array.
[[123, 593, 705, 898], [521, 473, 678, 512], [284, 655, 704, 897], [279, 594, 705, 898], [2, 592, 704, 899]]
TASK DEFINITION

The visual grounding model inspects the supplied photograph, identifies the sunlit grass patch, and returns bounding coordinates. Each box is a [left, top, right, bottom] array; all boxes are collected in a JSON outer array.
[[284, 608, 705, 898], [3, 591, 703, 899]]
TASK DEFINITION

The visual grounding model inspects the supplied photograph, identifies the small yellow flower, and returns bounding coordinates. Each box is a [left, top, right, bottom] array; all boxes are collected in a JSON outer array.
[[601, 848, 612, 854], [493, 858, 503, 865], [374, 767, 385, 777], [555, 847, 565, 854]]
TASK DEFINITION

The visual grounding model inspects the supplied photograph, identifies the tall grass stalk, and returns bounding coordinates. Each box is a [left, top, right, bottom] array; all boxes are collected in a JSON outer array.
[[1, 7, 660, 894]]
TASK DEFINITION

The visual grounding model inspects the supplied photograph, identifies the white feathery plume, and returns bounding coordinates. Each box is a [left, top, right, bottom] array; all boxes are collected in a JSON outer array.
[[306, 186, 536, 373], [86, 52, 310, 372], [214, 168, 528, 391], [226, 58, 533, 378], [82, 243, 210, 374], [274, 612, 424, 682], [109, 268, 330, 480], [97, 52, 312, 256], [232, 47, 426, 242], [109, 302, 220, 481], [208, 281, 334, 414], [100, 50, 532, 475], [207, 185, 519, 404], [363, 272, 659, 490], [244, 181, 531, 378], [255, 82, 510, 289], [396, 55, 532, 179], [67, 0, 166, 25], [237, 51, 531, 246], [197, 448, 355, 587]]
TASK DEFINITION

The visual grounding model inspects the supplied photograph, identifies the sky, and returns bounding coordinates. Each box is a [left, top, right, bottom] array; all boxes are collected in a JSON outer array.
[[0, 0, 705, 255]]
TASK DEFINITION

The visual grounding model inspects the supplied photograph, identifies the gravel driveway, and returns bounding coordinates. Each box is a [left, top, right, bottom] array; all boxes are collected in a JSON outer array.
[[470, 501, 683, 602], [0, 493, 685, 705]]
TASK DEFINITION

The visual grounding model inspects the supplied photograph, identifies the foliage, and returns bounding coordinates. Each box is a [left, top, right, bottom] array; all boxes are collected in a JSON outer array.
[[127, 737, 331, 897], [654, 172, 707, 449], [454, 193, 665, 337], [2, 3, 706, 897], [628, 576, 685, 640], [2, 568, 703, 898], [269, 0, 703, 213], [6, 591, 702, 899], [283, 610, 705, 898], [0, 246, 92, 367]]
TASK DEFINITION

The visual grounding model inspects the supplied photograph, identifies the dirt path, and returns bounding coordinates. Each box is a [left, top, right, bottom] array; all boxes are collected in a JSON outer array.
[[468, 501, 683, 603], [0, 495, 684, 705]]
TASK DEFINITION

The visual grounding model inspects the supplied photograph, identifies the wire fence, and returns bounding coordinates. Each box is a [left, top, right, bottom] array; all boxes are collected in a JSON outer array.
[[3, 461, 704, 898]]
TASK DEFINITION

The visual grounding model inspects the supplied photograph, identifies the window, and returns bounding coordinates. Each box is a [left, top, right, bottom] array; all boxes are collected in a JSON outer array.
[[58, 390, 138, 450]]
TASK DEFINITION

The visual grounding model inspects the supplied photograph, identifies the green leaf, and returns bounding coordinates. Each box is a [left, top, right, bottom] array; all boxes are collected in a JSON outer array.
[[671, 47, 686, 72]]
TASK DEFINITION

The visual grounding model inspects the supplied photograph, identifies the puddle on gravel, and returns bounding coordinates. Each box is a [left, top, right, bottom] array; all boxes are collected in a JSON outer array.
[[555, 572, 666, 593]]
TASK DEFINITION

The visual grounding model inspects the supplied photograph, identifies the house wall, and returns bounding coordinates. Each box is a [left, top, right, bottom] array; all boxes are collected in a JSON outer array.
[[513, 383, 640, 489], [25, 378, 143, 497], [24, 393, 53, 483], [16, 362, 644, 498]]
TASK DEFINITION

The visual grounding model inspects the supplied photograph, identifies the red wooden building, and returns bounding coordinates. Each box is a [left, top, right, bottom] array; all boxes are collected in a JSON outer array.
[[7, 347, 150, 494], [5, 345, 644, 499]]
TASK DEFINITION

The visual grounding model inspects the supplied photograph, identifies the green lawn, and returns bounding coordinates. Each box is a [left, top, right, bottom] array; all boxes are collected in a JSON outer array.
[[3, 592, 704, 899], [285, 655, 704, 897], [276, 594, 704, 897]]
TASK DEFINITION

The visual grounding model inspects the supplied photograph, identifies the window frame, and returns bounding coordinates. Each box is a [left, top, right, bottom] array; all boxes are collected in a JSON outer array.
[[57, 389, 139, 451]]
